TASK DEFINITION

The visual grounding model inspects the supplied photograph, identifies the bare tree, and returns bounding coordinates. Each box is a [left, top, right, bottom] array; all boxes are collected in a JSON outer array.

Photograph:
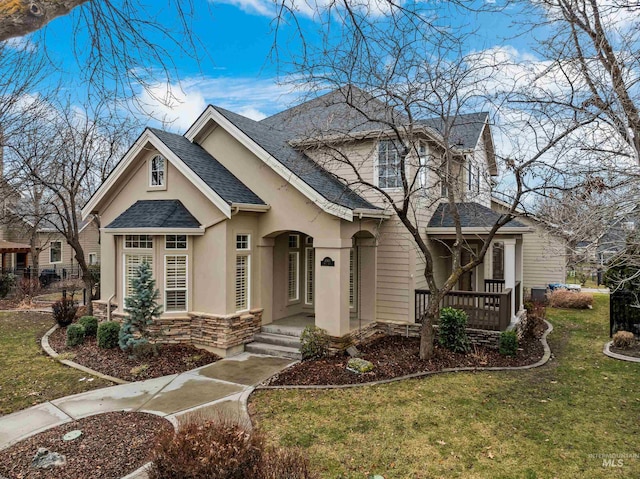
[[272, 1, 597, 359], [0, 1, 206, 115], [521, 0, 640, 165], [4, 98, 138, 313]]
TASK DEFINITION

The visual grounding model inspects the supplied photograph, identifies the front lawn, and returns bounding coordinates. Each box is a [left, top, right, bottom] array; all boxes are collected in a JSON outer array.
[[0, 312, 111, 415], [250, 295, 640, 478]]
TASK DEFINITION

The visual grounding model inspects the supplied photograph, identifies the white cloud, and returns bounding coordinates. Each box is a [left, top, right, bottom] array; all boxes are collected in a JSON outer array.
[[213, 0, 398, 19], [134, 76, 305, 131]]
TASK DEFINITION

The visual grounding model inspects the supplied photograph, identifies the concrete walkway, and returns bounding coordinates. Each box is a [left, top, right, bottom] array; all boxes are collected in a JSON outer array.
[[0, 353, 295, 451]]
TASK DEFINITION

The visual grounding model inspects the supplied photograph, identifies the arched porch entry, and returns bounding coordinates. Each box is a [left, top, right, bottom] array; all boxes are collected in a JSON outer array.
[[258, 229, 377, 337]]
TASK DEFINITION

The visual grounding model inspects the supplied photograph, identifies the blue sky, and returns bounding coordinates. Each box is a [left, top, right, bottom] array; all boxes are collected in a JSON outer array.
[[22, 0, 540, 131]]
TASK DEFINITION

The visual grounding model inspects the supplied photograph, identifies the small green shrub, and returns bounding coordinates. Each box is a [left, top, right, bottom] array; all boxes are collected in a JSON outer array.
[[66, 323, 86, 347], [300, 326, 330, 360], [78, 316, 98, 337], [97, 321, 120, 349], [499, 330, 518, 356], [52, 297, 78, 327], [438, 307, 470, 353], [612, 330, 635, 349]]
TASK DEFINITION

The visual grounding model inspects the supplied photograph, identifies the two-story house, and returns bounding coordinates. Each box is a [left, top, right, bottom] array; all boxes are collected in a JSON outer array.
[[84, 87, 560, 357]]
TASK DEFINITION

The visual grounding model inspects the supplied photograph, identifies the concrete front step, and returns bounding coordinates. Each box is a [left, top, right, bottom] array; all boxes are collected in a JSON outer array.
[[245, 342, 302, 360], [260, 324, 304, 338], [253, 332, 302, 349]]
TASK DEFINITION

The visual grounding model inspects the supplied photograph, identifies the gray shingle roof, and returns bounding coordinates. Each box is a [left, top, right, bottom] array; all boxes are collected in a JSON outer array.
[[149, 128, 265, 206], [106, 200, 201, 229], [213, 106, 378, 211], [428, 202, 527, 229], [259, 86, 403, 139], [417, 112, 489, 149]]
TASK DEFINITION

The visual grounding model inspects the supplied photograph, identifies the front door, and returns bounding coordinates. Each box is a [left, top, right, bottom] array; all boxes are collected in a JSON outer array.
[[458, 247, 476, 291]]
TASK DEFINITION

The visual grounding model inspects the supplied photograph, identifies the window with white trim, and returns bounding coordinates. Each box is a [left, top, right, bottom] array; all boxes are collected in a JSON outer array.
[[349, 248, 356, 308], [150, 155, 165, 187], [165, 255, 187, 312], [125, 235, 152, 249], [378, 140, 402, 188], [50, 241, 62, 264], [88, 253, 98, 265], [418, 142, 428, 189], [288, 234, 299, 249], [288, 251, 299, 301], [235, 255, 249, 311], [236, 234, 250, 250], [305, 247, 314, 305], [235, 234, 250, 312], [124, 254, 153, 299], [165, 235, 187, 249]]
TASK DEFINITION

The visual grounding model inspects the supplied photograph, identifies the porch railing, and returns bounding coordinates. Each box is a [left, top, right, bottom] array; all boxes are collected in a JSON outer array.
[[415, 288, 512, 331], [484, 279, 522, 313]]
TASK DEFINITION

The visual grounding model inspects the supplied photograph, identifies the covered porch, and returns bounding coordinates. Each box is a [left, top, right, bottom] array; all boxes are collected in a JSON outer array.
[[415, 279, 522, 331], [258, 228, 378, 338]]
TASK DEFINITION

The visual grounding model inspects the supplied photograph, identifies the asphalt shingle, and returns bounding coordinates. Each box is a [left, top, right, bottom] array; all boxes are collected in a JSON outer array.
[[417, 112, 489, 150], [149, 128, 265, 206], [214, 106, 378, 211], [428, 202, 526, 229], [106, 200, 201, 229]]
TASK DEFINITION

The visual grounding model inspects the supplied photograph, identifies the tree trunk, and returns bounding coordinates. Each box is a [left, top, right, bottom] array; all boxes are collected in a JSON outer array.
[[29, 230, 39, 297], [68, 237, 93, 315], [419, 317, 435, 359]]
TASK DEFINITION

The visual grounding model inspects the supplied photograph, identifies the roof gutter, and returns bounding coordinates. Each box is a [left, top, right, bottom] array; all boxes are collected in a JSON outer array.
[[353, 208, 392, 220], [230, 203, 271, 213]]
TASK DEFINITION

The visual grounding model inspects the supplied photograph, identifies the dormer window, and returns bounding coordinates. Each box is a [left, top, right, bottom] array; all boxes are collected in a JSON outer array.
[[150, 155, 165, 187], [377, 140, 402, 189]]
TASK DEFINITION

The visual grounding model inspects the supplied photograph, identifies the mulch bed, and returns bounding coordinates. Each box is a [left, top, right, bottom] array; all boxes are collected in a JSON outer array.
[[267, 327, 546, 386], [610, 341, 640, 358], [0, 411, 172, 479], [48, 325, 220, 382]]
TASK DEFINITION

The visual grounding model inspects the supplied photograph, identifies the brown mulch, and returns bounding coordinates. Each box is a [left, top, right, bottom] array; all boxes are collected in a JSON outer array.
[[268, 327, 547, 386], [0, 411, 172, 479], [610, 341, 640, 358], [48, 325, 220, 382]]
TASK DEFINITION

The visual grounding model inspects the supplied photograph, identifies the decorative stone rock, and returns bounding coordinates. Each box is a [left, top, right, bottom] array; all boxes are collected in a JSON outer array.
[[347, 357, 374, 373], [62, 430, 82, 441], [31, 448, 66, 469], [346, 345, 360, 357]]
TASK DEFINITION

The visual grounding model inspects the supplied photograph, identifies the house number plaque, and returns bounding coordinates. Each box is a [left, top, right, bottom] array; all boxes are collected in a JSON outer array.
[[320, 257, 335, 267]]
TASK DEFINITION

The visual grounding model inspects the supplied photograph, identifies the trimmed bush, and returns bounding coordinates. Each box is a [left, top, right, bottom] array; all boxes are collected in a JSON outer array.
[[300, 326, 330, 360], [78, 316, 98, 337], [499, 330, 518, 356], [97, 321, 120, 349], [612, 330, 635, 349], [52, 297, 78, 327], [149, 419, 316, 479], [438, 307, 470, 353], [548, 290, 593, 309], [66, 323, 86, 347]]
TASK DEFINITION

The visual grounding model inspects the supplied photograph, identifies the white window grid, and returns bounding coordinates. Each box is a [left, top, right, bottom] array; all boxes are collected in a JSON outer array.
[[235, 254, 250, 311], [50, 241, 62, 263], [288, 251, 299, 301], [305, 247, 314, 305], [125, 235, 153, 249], [150, 155, 165, 186], [165, 255, 187, 312], [378, 140, 402, 189], [236, 234, 250, 251], [165, 235, 187, 250], [124, 254, 153, 300]]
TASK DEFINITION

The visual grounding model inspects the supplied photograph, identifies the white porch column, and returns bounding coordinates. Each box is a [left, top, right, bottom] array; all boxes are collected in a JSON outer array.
[[504, 238, 516, 321], [256, 237, 274, 325], [516, 239, 524, 312], [314, 238, 351, 337]]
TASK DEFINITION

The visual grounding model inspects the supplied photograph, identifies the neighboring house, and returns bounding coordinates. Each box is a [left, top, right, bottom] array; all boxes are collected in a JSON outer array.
[[83, 87, 550, 357], [491, 198, 566, 288], [0, 210, 100, 279]]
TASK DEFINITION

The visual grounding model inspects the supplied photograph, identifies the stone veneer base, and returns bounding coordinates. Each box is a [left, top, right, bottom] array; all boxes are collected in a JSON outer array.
[[92, 301, 263, 355]]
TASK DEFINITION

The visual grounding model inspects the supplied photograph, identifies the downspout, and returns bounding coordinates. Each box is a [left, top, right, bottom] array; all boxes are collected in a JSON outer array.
[[106, 293, 115, 323]]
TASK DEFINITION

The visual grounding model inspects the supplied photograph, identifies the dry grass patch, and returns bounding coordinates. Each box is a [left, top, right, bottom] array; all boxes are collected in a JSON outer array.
[[548, 289, 594, 309]]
